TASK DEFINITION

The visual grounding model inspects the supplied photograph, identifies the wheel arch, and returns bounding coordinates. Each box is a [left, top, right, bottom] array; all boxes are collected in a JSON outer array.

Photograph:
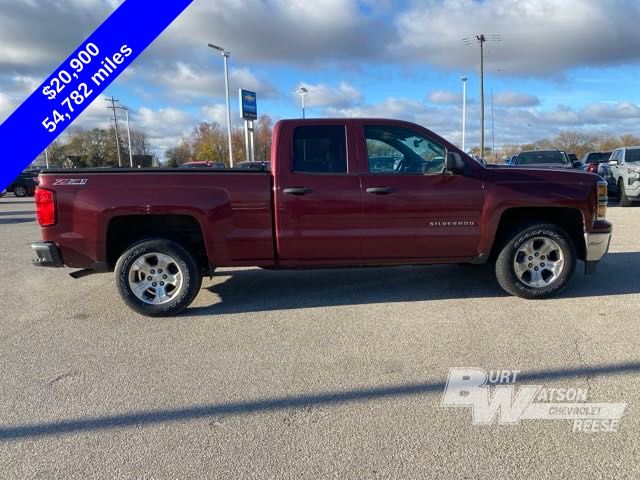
[[105, 214, 212, 273], [490, 207, 586, 262]]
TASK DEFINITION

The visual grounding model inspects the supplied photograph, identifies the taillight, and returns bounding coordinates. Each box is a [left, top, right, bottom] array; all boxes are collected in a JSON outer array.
[[35, 188, 56, 226], [587, 164, 597, 173], [596, 181, 608, 221]]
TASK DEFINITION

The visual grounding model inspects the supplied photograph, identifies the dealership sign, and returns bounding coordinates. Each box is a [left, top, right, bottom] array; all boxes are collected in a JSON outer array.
[[0, 0, 194, 190], [239, 89, 258, 121]]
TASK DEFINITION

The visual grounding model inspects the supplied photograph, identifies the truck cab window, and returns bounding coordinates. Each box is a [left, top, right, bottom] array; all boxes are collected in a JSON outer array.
[[365, 125, 446, 175], [293, 126, 347, 173]]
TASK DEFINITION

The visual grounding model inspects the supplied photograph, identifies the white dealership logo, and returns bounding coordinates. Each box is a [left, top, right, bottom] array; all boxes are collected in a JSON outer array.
[[441, 368, 626, 433]]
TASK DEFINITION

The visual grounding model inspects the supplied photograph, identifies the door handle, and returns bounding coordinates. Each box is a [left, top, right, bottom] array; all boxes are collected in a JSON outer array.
[[366, 187, 394, 195], [283, 187, 312, 196]]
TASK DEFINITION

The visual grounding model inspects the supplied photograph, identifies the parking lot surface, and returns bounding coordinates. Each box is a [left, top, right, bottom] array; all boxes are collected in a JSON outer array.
[[1, 195, 639, 479]]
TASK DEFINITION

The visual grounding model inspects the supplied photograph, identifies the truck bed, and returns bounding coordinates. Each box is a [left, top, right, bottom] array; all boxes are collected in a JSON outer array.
[[37, 169, 275, 269]]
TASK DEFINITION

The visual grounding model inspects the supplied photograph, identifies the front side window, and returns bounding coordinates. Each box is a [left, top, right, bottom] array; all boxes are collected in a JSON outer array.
[[293, 126, 347, 173], [365, 126, 446, 175], [625, 149, 640, 163]]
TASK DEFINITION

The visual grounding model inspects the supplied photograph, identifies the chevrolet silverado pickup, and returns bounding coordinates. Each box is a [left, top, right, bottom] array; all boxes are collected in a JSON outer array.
[[31, 118, 612, 316]]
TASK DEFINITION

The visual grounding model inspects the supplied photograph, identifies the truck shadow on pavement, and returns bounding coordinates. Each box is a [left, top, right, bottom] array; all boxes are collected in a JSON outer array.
[[190, 252, 640, 315], [0, 361, 638, 441]]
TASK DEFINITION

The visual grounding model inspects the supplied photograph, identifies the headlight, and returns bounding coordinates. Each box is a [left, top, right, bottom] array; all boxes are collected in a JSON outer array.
[[627, 168, 640, 181], [596, 181, 608, 220]]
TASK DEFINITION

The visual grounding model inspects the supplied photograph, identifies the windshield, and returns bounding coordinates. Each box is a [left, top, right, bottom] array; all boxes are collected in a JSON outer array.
[[516, 151, 568, 165], [587, 152, 612, 163], [626, 150, 640, 162]]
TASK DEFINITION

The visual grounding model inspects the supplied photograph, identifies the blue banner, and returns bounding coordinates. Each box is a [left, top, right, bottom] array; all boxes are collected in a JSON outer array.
[[0, 0, 194, 190]]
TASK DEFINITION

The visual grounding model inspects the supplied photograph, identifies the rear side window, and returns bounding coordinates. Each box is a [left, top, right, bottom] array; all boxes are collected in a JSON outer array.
[[293, 126, 347, 173]]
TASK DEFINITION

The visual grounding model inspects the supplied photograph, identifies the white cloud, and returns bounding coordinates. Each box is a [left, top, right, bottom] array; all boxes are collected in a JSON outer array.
[[143, 62, 277, 101], [494, 92, 540, 107], [394, 0, 640, 76], [429, 90, 462, 105], [296, 82, 363, 108]]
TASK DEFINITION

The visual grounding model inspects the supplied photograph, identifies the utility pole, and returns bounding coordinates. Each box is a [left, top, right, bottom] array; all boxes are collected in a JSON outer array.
[[106, 97, 122, 167], [477, 34, 486, 161], [463, 34, 500, 161]]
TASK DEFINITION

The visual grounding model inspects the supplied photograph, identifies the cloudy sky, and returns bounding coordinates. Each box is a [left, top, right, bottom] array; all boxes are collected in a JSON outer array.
[[2, 0, 640, 158]]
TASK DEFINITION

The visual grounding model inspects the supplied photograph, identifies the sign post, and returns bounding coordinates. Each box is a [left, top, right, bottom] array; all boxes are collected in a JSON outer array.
[[239, 89, 257, 163]]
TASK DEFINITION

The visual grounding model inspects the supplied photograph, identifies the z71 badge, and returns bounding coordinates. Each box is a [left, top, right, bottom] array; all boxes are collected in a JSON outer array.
[[53, 178, 88, 185]]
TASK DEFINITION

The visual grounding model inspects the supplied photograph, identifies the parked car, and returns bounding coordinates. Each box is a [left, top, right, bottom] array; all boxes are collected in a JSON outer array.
[[580, 152, 613, 174], [6, 169, 40, 197], [178, 161, 226, 169], [32, 118, 611, 316], [236, 161, 270, 171], [511, 150, 573, 169], [608, 147, 640, 206]]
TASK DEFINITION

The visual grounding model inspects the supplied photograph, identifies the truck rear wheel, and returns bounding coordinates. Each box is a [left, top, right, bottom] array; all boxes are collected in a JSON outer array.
[[619, 179, 632, 207], [495, 223, 576, 299], [115, 238, 202, 317]]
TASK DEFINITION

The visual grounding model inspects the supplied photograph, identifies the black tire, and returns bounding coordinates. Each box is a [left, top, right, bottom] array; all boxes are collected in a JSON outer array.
[[13, 185, 27, 197], [619, 179, 632, 207], [115, 238, 202, 317], [495, 223, 576, 299]]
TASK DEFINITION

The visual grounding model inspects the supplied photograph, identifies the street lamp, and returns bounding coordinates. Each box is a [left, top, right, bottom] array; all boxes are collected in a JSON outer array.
[[112, 105, 134, 167], [296, 87, 308, 119], [461, 76, 467, 153], [208, 43, 234, 167]]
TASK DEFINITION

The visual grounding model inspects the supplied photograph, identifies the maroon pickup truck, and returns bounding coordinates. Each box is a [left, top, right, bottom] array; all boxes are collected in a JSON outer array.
[[32, 118, 612, 316]]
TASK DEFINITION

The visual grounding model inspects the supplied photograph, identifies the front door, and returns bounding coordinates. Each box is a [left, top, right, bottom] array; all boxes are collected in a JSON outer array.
[[359, 124, 484, 261]]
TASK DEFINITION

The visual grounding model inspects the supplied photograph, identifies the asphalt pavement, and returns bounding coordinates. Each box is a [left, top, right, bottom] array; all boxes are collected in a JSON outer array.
[[1, 195, 639, 479]]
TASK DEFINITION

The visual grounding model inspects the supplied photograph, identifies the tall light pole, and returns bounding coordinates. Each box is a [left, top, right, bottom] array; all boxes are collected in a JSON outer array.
[[208, 43, 234, 167], [117, 106, 134, 167], [460, 76, 467, 152], [296, 87, 308, 119]]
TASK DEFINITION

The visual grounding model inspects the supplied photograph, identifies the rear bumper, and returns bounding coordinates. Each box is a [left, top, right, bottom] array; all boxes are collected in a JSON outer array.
[[31, 241, 63, 268]]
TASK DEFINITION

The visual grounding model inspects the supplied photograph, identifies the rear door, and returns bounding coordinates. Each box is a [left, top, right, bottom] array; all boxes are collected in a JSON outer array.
[[274, 122, 363, 262], [358, 123, 484, 260]]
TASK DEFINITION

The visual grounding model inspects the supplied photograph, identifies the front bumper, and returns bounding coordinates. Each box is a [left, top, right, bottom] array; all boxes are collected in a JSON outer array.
[[584, 228, 612, 274], [31, 241, 63, 268]]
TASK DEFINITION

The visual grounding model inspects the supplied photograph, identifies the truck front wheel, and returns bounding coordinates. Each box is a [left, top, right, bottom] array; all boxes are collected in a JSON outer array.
[[115, 238, 202, 317], [495, 224, 576, 299]]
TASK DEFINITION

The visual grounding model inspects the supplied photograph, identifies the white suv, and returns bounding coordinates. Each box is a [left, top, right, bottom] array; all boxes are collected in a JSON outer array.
[[609, 147, 640, 206]]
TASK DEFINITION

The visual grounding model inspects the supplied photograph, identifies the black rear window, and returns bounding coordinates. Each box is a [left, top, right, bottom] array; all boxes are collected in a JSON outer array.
[[293, 126, 347, 173], [516, 151, 568, 165]]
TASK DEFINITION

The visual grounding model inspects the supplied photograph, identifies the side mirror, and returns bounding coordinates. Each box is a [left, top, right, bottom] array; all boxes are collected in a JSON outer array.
[[572, 160, 582, 168], [445, 152, 465, 174], [608, 160, 617, 167]]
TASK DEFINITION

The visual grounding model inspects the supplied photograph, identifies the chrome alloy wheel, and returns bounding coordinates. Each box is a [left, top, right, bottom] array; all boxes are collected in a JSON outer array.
[[513, 236, 565, 289], [127, 252, 184, 305]]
